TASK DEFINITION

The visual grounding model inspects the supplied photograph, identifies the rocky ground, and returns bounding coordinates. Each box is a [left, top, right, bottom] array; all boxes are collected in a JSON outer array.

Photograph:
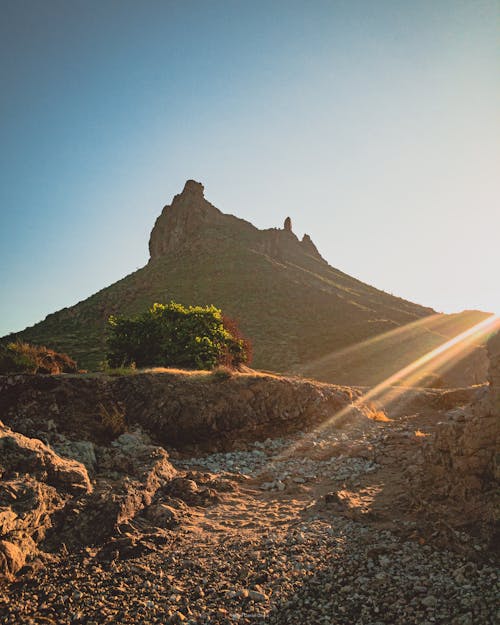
[[0, 397, 498, 625]]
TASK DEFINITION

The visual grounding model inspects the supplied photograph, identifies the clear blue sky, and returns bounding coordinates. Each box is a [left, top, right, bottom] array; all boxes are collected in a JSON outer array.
[[1, 0, 498, 336]]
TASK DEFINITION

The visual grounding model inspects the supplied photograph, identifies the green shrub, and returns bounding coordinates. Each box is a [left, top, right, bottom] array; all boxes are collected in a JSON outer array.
[[106, 302, 250, 370]]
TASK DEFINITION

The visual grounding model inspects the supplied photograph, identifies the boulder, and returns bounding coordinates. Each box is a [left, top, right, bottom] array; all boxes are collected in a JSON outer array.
[[0, 421, 92, 493]]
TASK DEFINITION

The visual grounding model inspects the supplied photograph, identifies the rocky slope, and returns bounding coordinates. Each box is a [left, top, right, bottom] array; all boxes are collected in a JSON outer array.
[[7, 179, 490, 385]]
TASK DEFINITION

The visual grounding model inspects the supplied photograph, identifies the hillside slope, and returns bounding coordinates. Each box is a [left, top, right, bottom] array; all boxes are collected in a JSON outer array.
[[8, 180, 490, 384]]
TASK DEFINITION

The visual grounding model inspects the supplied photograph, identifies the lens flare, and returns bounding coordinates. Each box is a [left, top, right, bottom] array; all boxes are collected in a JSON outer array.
[[277, 313, 499, 461]]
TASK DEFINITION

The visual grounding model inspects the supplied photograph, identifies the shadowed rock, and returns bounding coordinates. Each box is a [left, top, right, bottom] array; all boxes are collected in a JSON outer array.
[[415, 329, 500, 544], [0, 423, 176, 578]]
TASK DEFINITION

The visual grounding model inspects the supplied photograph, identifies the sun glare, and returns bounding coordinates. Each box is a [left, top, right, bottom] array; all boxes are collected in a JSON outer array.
[[326, 313, 499, 423], [277, 313, 499, 461]]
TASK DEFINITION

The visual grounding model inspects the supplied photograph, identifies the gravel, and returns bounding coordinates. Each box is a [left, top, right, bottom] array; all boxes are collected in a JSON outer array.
[[1, 517, 497, 624], [1, 420, 498, 624], [176, 429, 379, 490]]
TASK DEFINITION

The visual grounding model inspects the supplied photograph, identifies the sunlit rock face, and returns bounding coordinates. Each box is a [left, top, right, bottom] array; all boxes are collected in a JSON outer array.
[[487, 330, 500, 481]]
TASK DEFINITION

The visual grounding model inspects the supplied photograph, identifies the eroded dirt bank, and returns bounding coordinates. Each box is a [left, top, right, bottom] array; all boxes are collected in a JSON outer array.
[[0, 371, 371, 450]]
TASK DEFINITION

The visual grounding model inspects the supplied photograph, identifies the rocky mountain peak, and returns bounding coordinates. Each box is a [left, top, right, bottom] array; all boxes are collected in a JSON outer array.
[[148, 179, 223, 259], [149, 180, 326, 264]]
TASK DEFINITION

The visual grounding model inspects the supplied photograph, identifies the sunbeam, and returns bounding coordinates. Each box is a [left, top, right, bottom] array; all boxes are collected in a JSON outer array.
[[278, 313, 499, 461], [291, 310, 492, 387]]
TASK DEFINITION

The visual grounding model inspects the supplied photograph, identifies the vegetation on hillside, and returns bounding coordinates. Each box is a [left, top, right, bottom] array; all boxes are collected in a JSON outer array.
[[0, 341, 78, 375], [106, 302, 251, 370]]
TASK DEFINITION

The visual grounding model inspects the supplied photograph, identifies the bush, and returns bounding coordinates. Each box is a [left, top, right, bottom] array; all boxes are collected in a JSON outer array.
[[106, 302, 251, 370], [0, 341, 78, 375]]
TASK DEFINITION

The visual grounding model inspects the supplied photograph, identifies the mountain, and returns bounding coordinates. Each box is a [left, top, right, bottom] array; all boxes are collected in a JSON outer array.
[[7, 180, 491, 384]]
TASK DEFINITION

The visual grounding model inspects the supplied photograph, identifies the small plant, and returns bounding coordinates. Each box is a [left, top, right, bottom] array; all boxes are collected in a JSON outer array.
[[99, 360, 137, 376], [98, 401, 127, 437], [211, 365, 234, 381]]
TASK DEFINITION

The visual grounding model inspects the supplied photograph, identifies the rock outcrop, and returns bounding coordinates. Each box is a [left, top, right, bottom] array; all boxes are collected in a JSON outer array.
[[488, 329, 500, 422], [0, 420, 178, 578], [148, 179, 325, 265], [0, 422, 92, 493], [0, 421, 92, 577], [301, 233, 322, 258], [416, 329, 500, 544], [49, 430, 177, 549]]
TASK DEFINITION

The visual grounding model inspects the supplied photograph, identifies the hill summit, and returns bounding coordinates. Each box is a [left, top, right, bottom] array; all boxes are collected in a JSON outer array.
[[9, 180, 489, 384]]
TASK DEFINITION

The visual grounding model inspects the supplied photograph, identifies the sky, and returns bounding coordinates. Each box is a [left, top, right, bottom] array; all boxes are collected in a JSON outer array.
[[1, 0, 499, 336]]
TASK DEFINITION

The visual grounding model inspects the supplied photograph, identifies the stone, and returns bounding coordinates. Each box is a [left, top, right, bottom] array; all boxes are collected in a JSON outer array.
[[146, 503, 181, 529], [0, 422, 92, 493], [421, 595, 437, 607], [0, 540, 26, 576], [56, 440, 176, 547], [53, 439, 97, 473], [247, 589, 268, 602]]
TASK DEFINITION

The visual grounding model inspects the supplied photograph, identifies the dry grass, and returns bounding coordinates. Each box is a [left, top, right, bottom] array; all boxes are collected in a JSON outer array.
[[365, 402, 392, 422], [414, 429, 429, 437], [0, 341, 78, 375], [141, 366, 284, 380], [369, 411, 392, 422], [142, 367, 212, 377], [98, 401, 127, 437]]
